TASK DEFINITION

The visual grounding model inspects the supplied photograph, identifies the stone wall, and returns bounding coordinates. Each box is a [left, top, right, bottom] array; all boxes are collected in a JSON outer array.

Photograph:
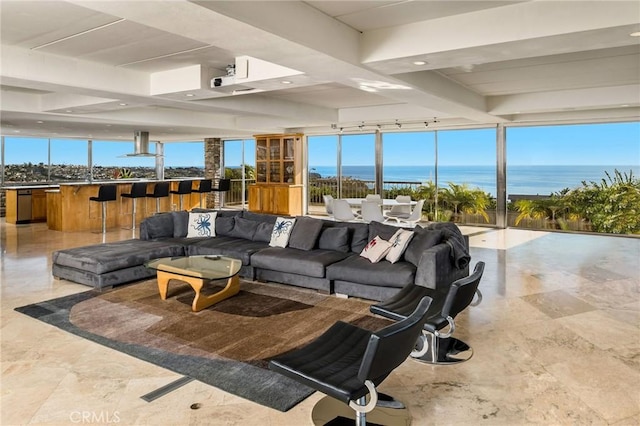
[[204, 138, 222, 209]]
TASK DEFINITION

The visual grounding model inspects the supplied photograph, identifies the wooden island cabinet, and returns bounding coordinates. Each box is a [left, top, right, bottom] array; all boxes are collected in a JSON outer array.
[[248, 134, 303, 216]]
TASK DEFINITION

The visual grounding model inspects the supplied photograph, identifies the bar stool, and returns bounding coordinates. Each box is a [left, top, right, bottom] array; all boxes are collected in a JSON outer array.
[[170, 180, 193, 211], [146, 182, 170, 214], [120, 182, 147, 229], [211, 178, 231, 209], [89, 184, 117, 234], [192, 179, 213, 208]]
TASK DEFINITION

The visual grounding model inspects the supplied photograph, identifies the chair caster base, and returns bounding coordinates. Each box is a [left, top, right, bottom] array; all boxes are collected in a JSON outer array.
[[312, 395, 411, 426], [412, 337, 473, 365]]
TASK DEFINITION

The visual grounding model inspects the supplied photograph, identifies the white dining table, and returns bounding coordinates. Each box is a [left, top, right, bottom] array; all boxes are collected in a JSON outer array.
[[343, 198, 418, 209]]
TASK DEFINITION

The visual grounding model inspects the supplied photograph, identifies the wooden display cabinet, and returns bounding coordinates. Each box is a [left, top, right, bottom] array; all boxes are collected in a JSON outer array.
[[250, 134, 303, 216]]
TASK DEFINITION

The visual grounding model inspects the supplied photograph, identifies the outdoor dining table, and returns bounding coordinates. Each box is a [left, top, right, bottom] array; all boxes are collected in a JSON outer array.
[[344, 198, 418, 211]]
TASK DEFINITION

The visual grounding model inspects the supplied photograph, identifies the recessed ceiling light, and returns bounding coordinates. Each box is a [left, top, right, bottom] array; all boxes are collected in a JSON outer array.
[[185, 93, 195, 97], [119, 103, 128, 106], [630, 32, 640, 37], [621, 104, 630, 107], [281, 80, 292, 84], [65, 110, 73, 113], [413, 61, 427, 66], [36, 120, 44, 124]]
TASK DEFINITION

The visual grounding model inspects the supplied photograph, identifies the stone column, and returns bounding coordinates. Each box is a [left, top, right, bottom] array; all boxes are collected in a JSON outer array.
[[204, 138, 222, 209]]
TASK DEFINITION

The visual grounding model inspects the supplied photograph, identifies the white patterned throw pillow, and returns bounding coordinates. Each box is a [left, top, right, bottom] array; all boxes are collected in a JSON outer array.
[[385, 229, 415, 263], [269, 217, 296, 247], [186, 212, 217, 238], [360, 235, 392, 263]]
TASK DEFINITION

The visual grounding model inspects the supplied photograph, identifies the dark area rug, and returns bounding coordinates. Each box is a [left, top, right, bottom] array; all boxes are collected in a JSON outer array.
[[15, 279, 391, 412]]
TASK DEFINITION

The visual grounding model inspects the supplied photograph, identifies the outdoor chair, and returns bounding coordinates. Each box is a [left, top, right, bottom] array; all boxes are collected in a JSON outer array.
[[384, 195, 412, 220], [370, 261, 485, 365], [387, 199, 424, 226], [322, 194, 334, 217], [333, 199, 359, 222], [269, 296, 432, 426], [361, 199, 386, 223]]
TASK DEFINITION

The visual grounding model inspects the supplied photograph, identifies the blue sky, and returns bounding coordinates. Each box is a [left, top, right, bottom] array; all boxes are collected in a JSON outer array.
[[4, 122, 639, 167]]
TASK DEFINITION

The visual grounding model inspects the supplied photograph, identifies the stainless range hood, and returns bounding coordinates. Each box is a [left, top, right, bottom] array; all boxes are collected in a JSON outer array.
[[123, 131, 158, 157]]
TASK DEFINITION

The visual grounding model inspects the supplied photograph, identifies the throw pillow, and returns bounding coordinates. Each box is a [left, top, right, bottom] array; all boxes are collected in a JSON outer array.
[[228, 217, 258, 240], [288, 216, 324, 251], [144, 213, 174, 239], [403, 228, 442, 266], [215, 216, 235, 236], [269, 217, 296, 248], [186, 212, 217, 238], [385, 229, 415, 263], [318, 227, 350, 252], [253, 221, 274, 242], [171, 211, 189, 238], [368, 220, 401, 242], [360, 235, 392, 263]]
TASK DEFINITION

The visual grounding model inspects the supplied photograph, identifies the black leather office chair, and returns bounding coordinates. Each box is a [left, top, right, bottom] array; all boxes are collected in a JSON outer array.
[[170, 180, 193, 210], [211, 178, 230, 209], [370, 261, 485, 365], [146, 182, 170, 214], [270, 297, 432, 426], [89, 184, 117, 234], [120, 182, 147, 229], [192, 179, 213, 208]]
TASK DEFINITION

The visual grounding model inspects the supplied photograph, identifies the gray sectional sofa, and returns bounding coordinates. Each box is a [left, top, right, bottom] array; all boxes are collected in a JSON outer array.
[[52, 209, 470, 301]]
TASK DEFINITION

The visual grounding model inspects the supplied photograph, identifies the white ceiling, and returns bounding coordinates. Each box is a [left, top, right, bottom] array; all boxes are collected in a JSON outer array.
[[1, 0, 639, 142]]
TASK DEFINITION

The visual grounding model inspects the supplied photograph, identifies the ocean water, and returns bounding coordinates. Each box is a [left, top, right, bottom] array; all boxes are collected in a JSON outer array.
[[309, 165, 640, 196]]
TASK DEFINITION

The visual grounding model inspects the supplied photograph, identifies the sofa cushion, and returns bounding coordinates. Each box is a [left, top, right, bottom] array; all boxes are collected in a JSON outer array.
[[52, 239, 186, 275], [215, 216, 236, 236], [253, 221, 273, 242], [144, 213, 174, 239], [288, 216, 323, 251], [227, 217, 258, 240], [172, 211, 189, 238], [368, 220, 401, 241], [251, 247, 350, 278], [403, 228, 442, 266], [326, 255, 416, 288], [322, 222, 369, 253], [318, 227, 350, 252], [187, 237, 268, 265]]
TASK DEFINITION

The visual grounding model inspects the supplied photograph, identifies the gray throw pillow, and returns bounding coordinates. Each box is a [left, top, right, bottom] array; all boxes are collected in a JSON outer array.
[[171, 211, 189, 238], [318, 227, 350, 252], [243, 211, 277, 224], [253, 221, 273, 242], [215, 216, 235, 236], [288, 216, 324, 250], [368, 220, 401, 242], [228, 217, 258, 240], [403, 228, 442, 266], [146, 213, 174, 239]]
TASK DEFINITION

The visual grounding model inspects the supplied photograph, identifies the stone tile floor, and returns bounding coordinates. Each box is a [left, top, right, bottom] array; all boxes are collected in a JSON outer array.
[[1, 220, 639, 425]]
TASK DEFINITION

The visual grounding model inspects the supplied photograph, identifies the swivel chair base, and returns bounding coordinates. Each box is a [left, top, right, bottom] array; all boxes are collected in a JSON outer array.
[[312, 395, 411, 426], [412, 333, 473, 365]]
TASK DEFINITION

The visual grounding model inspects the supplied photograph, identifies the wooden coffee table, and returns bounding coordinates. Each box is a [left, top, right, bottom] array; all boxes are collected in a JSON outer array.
[[145, 255, 242, 312]]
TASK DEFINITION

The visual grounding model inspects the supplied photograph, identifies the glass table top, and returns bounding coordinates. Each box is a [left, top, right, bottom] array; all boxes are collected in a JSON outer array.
[[145, 255, 242, 281]]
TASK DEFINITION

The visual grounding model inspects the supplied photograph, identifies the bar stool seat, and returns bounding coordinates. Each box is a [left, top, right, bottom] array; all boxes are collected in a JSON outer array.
[[120, 182, 147, 229], [211, 178, 230, 209], [89, 184, 117, 234], [146, 182, 170, 214], [192, 179, 213, 208], [170, 180, 193, 211]]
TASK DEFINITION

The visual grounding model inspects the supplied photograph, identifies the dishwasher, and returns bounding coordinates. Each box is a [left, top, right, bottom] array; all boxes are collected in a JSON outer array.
[[16, 189, 32, 224]]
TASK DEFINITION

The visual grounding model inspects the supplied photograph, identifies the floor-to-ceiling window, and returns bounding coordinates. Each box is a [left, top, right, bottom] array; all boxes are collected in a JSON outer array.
[[307, 135, 338, 214], [3, 137, 49, 183], [163, 141, 204, 178], [223, 139, 255, 209], [50, 139, 89, 182], [506, 122, 640, 233], [437, 128, 497, 225], [341, 133, 376, 197]]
